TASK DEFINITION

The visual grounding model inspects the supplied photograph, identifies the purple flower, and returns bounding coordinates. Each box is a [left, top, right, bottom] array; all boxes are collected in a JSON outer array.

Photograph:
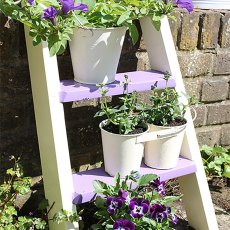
[[118, 189, 128, 201], [60, 0, 88, 14], [113, 220, 135, 230], [28, 0, 35, 5], [174, 0, 194, 13], [41, 6, 58, 25], [150, 204, 168, 223], [171, 214, 178, 224], [129, 198, 150, 218], [150, 178, 166, 195], [107, 196, 123, 215]]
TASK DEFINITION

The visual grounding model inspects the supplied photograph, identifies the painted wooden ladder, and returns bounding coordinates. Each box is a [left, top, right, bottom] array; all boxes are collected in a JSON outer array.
[[24, 17, 219, 230]]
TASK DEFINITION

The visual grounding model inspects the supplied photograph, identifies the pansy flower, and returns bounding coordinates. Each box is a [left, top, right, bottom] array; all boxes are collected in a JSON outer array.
[[171, 214, 178, 224], [149, 203, 168, 223], [60, 0, 88, 14], [150, 178, 166, 195], [174, 0, 194, 13], [41, 6, 58, 25], [113, 219, 135, 230], [107, 196, 123, 215], [129, 198, 150, 218], [118, 189, 128, 201]]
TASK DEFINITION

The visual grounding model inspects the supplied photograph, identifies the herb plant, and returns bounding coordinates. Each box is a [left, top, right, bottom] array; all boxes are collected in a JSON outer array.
[[92, 172, 180, 229], [200, 145, 230, 179], [95, 75, 144, 135], [143, 73, 197, 126]]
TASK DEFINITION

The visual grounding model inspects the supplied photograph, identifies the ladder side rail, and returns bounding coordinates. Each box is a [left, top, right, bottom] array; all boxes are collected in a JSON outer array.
[[24, 27, 77, 230], [140, 16, 219, 230]]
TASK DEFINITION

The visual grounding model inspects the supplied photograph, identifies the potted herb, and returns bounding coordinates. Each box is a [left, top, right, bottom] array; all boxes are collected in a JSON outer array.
[[142, 73, 196, 169], [92, 172, 180, 229], [95, 75, 149, 178]]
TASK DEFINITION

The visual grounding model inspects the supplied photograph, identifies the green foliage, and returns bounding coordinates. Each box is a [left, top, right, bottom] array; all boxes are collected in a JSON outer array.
[[142, 73, 197, 126], [0, 156, 48, 230], [95, 75, 145, 135], [0, 0, 175, 55], [200, 145, 230, 179], [92, 172, 181, 229]]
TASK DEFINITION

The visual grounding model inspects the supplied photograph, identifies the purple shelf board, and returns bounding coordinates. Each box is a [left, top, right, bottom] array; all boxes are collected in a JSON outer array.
[[59, 70, 176, 103], [72, 157, 196, 204]]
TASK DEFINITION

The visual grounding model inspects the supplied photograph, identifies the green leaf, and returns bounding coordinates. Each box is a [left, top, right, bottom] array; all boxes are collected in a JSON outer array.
[[95, 196, 105, 208], [93, 180, 108, 194], [223, 164, 230, 178], [137, 174, 157, 187], [128, 24, 139, 44]]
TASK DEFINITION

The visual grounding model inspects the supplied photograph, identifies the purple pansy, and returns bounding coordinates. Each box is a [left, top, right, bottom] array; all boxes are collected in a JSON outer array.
[[41, 6, 58, 25], [60, 0, 88, 14], [150, 204, 168, 223], [174, 0, 194, 13], [150, 178, 166, 195], [118, 189, 128, 201], [113, 220, 135, 230], [129, 198, 150, 218], [107, 196, 123, 215], [171, 214, 178, 224], [28, 0, 35, 5]]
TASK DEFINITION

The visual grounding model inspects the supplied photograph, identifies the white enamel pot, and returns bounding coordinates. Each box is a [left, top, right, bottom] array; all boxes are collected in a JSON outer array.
[[100, 120, 149, 178], [69, 27, 126, 85], [136, 123, 187, 169]]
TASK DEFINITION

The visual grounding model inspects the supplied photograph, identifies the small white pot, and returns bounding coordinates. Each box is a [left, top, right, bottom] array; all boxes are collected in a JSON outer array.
[[100, 120, 149, 178], [69, 27, 126, 85], [192, 0, 230, 9], [143, 123, 186, 169]]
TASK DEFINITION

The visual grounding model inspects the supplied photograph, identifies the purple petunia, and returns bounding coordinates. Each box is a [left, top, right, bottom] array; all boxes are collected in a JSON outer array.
[[174, 0, 194, 13], [28, 0, 35, 6], [150, 178, 166, 195], [171, 214, 178, 224], [113, 220, 135, 230], [60, 0, 88, 14], [107, 196, 123, 215], [41, 6, 58, 25], [129, 198, 150, 218], [149, 204, 168, 223]]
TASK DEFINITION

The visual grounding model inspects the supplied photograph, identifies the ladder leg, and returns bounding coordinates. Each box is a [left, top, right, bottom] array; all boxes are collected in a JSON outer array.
[[24, 27, 77, 230]]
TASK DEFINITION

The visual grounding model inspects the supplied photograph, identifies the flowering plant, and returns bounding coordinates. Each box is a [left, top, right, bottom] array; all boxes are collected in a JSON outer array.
[[92, 172, 180, 229], [0, 0, 193, 56]]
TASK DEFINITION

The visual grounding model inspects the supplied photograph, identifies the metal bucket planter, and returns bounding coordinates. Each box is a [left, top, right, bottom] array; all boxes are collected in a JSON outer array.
[[136, 123, 187, 169], [69, 27, 126, 85], [99, 120, 149, 178]]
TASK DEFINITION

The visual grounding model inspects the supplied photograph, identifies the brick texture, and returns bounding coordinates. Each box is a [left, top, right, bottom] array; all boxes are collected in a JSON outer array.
[[201, 80, 229, 102], [192, 105, 207, 127], [168, 11, 181, 46], [214, 50, 230, 75], [199, 12, 221, 49], [220, 124, 230, 146], [220, 13, 230, 48]]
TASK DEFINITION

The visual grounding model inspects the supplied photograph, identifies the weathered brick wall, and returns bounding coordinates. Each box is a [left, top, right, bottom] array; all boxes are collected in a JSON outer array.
[[0, 9, 229, 177]]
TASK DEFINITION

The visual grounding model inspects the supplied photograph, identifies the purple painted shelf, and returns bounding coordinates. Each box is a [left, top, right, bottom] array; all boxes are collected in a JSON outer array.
[[72, 157, 196, 204], [59, 70, 176, 102]]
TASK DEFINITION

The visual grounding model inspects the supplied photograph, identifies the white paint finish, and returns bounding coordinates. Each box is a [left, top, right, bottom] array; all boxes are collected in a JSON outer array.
[[24, 27, 77, 230], [193, 0, 230, 9], [141, 16, 219, 229]]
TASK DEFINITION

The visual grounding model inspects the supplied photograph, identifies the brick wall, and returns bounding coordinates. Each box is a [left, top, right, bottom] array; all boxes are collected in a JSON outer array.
[[0, 9, 229, 177]]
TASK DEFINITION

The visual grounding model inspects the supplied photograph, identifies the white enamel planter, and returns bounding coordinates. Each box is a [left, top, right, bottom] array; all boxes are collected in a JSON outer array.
[[69, 27, 126, 85], [100, 120, 149, 178], [193, 0, 230, 9], [136, 123, 187, 169]]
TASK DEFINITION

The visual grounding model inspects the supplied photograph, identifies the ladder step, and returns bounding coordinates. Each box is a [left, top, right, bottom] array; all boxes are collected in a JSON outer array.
[[72, 157, 196, 204], [59, 70, 176, 102]]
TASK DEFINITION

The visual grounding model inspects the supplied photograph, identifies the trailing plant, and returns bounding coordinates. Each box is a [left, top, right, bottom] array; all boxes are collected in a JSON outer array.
[[200, 145, 230, 179], [91, 172, 181, 229], [143, 73, 197, 126], [0, 0, 193, 56], [95, 75, 144, 135]]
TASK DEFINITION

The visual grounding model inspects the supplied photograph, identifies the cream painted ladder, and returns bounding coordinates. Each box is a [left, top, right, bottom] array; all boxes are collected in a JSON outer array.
[[24, 17, 219, 230]]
